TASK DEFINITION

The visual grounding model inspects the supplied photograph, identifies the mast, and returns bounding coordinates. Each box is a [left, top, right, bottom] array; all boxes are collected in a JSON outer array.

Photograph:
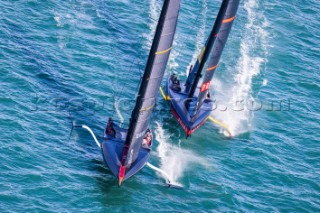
[[119, 0, 181, 180], [184, 42, 207, 93], [195, 0, 240, 113], [187, 0, 230, 100]]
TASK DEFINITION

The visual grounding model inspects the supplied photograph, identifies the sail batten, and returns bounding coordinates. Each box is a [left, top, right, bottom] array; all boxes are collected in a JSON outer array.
[[121, 0, 181, 170]]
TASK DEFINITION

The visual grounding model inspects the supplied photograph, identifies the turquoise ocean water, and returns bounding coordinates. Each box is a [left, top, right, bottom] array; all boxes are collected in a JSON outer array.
[[1, 0, 319, 211]]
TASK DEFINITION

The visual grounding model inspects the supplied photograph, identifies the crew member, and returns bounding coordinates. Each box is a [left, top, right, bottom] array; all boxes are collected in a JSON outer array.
[[142, 129, 152, 148], [106, 117, 116, 137], [170, 74, 181, 92]]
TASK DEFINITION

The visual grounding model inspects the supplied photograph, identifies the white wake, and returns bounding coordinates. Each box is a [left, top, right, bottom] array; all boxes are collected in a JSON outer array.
[[113, 97, 124, 124], [211, 0, 269, 136], [143, 0, 161, 48], [155, 122, 212, 185]]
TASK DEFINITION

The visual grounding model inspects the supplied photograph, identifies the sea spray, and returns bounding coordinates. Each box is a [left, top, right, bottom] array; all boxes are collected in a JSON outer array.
[[155, 122, 212, 184], [211, 0, 269, 136]]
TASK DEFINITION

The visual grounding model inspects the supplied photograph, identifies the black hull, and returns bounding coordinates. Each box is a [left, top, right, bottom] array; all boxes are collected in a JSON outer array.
[[166, 77, 213, 136], [101, 124, 151, 182]]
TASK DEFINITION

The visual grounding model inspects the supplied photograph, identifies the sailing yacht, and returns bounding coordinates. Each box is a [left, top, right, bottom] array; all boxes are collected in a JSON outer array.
[[166, 0, 240, 137]]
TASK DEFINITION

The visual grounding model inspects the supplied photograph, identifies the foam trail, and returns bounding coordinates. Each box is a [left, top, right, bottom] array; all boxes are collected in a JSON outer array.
[[211, 0, 269, 136], [113, 97, 124, 123], [168, 38, 180, 70], [262, 79, 268, 86], [186, 0, 207, 76], [143, 0, 161, 48], [155, 122, 212, 184]]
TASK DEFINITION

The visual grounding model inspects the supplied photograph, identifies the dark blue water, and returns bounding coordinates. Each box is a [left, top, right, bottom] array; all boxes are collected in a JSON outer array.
[[1, 0, 319, 211]]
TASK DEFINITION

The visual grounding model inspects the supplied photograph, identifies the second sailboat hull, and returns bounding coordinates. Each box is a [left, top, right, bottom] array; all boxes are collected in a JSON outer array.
[[166, 77, 213, 136]]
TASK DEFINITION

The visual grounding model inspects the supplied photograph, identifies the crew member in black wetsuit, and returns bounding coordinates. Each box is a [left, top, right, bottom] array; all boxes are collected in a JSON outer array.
[[170, 74, 181, 92], [106, 117, 116, 137]]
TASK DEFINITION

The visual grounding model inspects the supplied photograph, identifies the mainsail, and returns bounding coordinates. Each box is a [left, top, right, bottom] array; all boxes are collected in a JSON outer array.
[[119, 0, 181, 178], [186, 0, 230, 100], [195, 0, 240, 112]]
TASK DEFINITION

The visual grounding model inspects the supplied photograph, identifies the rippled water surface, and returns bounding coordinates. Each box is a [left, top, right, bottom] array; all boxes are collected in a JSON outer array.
[[1, 0, 319, 211]]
